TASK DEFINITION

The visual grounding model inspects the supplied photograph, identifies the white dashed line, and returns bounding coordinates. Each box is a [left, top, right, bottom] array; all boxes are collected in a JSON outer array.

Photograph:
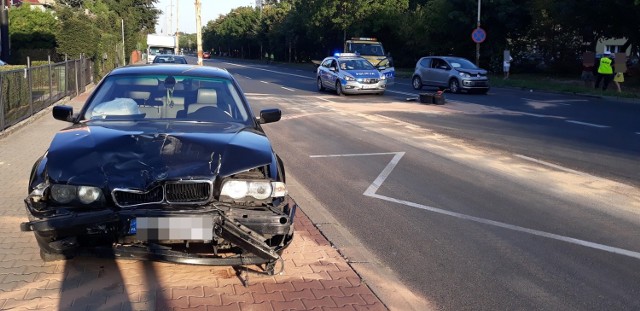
[[565, 120, 609, 128], [281, 86, 295, 92], [260, 81, 269, 84], [224, 62, 312, 79]]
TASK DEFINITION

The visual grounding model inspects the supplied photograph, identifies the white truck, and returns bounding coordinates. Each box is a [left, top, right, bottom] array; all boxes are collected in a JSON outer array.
[[146, 34, 176, 64]]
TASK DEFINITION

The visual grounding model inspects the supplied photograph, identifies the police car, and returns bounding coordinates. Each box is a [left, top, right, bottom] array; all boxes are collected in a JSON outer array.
[[316, 53, 387, 96]]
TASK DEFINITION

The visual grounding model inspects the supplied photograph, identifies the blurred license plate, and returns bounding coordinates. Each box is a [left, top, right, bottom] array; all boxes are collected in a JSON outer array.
[[362, 85, 377, 89], [131, 217, 214, 240]]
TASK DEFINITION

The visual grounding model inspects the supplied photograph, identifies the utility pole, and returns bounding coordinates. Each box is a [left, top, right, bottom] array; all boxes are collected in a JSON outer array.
[[0, 0, 9, 62], [195, 0, 202, 65], [121, 19, 126, 66], [476, 0, 481, 66], [175, 1, 180, 55]]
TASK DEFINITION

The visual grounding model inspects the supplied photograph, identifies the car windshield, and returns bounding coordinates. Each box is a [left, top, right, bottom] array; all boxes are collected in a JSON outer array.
[[339, 59, 376, 70], [349, 43, 385, 56], [82, 74, 250, 123], [447, 58, 478, 69], [153, 56, 187, 64]]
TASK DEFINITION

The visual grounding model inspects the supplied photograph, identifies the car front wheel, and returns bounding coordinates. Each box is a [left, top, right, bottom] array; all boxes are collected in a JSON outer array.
[[412, 76, 423, 90], [335, 81, 344, 96], [449, 79, 461, 93], [317, 77, 325, 91]]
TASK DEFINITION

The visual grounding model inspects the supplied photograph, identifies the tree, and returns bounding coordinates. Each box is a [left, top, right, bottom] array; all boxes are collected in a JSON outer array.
[[8, 4, 60, 50]]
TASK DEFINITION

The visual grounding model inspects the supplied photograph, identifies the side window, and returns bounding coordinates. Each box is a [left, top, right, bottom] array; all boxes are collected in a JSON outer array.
[[322, 59, 332, 67], [419, 58, 430, 68]]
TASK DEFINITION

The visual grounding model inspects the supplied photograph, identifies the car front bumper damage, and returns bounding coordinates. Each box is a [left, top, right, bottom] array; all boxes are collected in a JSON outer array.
[[20, 198, 296, 267]]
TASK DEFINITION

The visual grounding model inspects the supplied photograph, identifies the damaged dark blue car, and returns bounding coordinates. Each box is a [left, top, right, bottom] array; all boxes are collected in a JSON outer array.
[[20, 64, 296, 272]]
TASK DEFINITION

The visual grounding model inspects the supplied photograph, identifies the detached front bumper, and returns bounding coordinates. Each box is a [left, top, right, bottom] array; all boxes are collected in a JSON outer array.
[[21, 197, 297, 266]]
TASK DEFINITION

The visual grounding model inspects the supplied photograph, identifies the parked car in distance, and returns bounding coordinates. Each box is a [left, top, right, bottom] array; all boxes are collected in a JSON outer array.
[[316, 53, 388, 96], [412, 56, 489, 94], [0, 60, 7, 66], [152, 54, 188, 64], [20, 64, 296, 271], [203, 51, 211, 59]]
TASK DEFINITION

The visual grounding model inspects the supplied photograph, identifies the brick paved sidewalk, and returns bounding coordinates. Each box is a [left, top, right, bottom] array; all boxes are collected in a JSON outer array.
[[0, 90, 388, 310]]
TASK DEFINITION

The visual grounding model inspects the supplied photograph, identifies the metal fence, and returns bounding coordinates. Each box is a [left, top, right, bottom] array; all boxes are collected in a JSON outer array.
[[0, 57, 93, 132]]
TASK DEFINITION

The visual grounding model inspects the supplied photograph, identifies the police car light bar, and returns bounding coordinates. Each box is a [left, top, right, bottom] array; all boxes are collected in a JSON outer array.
[[351, 37, 377, 41], [334, 53, 359, 57]]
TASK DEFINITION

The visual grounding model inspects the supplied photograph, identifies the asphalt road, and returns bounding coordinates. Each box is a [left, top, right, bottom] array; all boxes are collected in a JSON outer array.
[[200, 57, 640, 310]]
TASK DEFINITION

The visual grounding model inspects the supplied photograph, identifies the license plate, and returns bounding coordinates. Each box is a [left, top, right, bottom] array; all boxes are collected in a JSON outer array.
[[362, 85, 377, 89], [131, 217, 214, 240]]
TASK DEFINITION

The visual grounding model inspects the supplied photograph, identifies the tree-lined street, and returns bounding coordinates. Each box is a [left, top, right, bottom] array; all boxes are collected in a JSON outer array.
[[211, 57, 640, 309]]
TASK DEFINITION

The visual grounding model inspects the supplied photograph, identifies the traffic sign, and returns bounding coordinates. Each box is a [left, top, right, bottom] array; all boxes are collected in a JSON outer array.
[[471, 27, 486, 43]]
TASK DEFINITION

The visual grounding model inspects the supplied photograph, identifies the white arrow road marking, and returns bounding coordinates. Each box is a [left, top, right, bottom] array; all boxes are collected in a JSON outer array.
[[311, 152, 640, 260]]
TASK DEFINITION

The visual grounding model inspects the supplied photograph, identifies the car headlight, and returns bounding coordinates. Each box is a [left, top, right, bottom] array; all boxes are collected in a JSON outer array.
[[344, 75, 355, 81], [459, 72, 471, 78], [78, 186, 102, 204], [380, 75, 386, 80], [220, 180, 287, 201], [50, 184, 102, 204]]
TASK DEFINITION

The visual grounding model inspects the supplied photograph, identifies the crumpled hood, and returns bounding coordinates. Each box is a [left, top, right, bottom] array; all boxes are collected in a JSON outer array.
[[45, 121, 274, 190], [455, 68, 487, 76]]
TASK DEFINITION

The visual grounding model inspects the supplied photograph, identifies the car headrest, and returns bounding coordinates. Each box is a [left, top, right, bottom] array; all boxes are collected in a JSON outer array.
[[196, 89, 217, 105]]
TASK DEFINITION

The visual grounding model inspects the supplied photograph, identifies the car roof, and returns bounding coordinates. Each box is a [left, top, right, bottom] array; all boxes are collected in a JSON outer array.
[[108, 64, 232, 79]]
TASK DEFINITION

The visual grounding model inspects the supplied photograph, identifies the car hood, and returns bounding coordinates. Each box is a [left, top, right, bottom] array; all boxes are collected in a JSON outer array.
[[455, 68, 488, 76], [45, 121, 274, 189]]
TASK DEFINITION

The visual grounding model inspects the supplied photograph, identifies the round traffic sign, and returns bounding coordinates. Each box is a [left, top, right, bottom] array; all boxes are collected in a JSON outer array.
[[471, 27, 486, 43]]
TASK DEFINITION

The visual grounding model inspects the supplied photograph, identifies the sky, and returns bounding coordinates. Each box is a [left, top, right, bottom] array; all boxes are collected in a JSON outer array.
[[154, 0, 256, 34]]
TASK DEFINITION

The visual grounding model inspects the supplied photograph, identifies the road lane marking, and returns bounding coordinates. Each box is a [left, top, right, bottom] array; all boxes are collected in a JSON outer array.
[[565, 120, 609, 128], [260, 81, 269, 84], [514, 154, 589, 176], [312, 152, 640, 260], [386, 90, 419, 97], [223, 62, 313, 79], [315, 97, 335, 103], [281, 86, 295, 92]]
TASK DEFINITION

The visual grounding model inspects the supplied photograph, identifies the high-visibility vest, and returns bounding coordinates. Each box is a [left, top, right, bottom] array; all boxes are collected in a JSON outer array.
[[598, 57, 613, 74]]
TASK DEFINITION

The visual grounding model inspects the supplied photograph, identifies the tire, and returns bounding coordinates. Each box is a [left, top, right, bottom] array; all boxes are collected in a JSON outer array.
[[317, 77, 325, 92], [335, 81, 344, 96], [412, 76, 423, 90], [449, 79, 461, 94]]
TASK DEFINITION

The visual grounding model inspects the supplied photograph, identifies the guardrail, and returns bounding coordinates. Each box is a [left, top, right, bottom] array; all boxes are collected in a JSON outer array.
[[0, 57, 93, 132]]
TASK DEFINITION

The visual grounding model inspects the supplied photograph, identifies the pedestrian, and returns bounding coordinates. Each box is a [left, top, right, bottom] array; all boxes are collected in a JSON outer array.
[[503, 54, 513, 79], [581, 63, 594, 88], [613, 71, 624, 93], [594, 51, 614, 91]]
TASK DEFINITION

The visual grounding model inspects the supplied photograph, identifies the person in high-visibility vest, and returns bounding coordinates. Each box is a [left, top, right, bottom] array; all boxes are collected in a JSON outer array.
[[594, 51, 615, 91]]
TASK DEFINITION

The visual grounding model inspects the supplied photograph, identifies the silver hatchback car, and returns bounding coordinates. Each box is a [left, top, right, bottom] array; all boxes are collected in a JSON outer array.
[[412, 56, 489, 94]]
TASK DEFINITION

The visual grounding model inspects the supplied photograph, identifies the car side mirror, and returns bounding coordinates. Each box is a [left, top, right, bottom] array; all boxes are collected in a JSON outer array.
[[377, 66, 386, 71], [258, 108, 281, 124], [329, 66, 337, 72], [53, 105, 74, 122], [438, 65, 449, 70]]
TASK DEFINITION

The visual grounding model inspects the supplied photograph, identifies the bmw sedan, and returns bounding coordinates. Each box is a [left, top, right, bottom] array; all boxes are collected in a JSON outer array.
[[316, 53, 387, 95], [20, 64, 296, 271], [412, 56, 489, 94]]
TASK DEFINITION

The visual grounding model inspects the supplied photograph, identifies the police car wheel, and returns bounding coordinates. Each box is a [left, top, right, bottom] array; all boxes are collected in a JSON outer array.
[[412, 76, 423, 90], [317, 78, 325, 91], [335, 81, 344, 96]]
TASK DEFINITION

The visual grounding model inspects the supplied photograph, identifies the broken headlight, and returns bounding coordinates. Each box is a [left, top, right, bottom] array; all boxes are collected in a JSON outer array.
[[51, 184, 103, 204], [220, 180, 287, 201]]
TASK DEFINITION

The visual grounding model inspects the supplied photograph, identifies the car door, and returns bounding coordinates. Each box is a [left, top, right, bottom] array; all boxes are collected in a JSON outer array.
[[319, 59, 332, 89], [431, 58, 451, 87], [416, 57, 431, 84], [326, 59, 339, 89]]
